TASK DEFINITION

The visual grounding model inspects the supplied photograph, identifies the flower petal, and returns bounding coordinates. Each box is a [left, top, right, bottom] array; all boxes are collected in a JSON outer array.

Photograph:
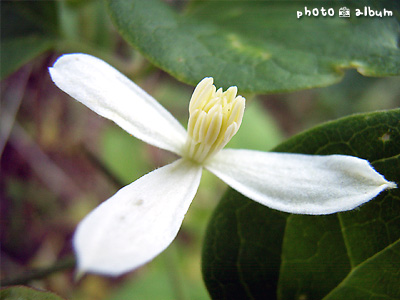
[[73, 159, 202, 276], [206, 149, 397, 215], [49, 53, 187, 155]]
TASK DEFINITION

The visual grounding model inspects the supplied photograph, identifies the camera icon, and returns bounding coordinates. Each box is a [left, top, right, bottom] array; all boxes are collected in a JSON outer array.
[[339, 7, 350, 17]]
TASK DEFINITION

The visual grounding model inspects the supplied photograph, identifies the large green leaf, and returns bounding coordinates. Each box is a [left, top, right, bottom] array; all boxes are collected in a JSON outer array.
[[0, 286, 65, 300], [106, 0, 400, 93], [202, 109, 400, 299]]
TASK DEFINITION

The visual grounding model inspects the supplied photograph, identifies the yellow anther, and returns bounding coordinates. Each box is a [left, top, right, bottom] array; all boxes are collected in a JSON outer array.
[[183, 77, 245, 163]]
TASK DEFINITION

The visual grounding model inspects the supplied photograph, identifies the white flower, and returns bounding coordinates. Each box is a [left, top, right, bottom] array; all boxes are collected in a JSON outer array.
[[49, 53, 396, 276]]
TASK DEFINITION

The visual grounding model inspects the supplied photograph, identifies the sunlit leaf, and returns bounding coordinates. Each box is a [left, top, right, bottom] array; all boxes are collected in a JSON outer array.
[[106, 0, 400, 93], [228, 100, 283, 151], [100, 125, 152, 185]]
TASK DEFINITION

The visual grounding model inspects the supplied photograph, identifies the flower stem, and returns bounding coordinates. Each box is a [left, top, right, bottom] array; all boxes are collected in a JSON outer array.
[[1, 256, 76, 287]]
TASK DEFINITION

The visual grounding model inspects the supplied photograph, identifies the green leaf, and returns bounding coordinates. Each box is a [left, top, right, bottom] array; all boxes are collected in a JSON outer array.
[[0, 37, 54, 79], [0, 1, 58, 79], [0, 286, 65, 300], [106, 0, 400, 93], [202, 192, 288, 299], [0, 1, 58, 39], [202, 109, 400, 299], [324, 239, 400, 300]]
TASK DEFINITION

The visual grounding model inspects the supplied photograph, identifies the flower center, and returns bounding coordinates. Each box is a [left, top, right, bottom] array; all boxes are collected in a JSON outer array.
[[183, 77, 245, 163]]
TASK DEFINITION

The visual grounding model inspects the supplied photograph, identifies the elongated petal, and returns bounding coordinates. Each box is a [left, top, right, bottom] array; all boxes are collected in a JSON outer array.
[[49, 53, 186, 155], [206, 149, 397, 215], [74, 159, 202, 276]]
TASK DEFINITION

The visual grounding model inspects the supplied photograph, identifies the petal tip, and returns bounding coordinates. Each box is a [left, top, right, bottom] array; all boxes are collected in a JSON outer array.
[[386, 181, 398, 190]]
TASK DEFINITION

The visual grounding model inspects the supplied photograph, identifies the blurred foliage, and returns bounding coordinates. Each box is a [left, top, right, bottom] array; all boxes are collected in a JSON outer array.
[[0, 286, 65, 300], [1, 0, 399, 299]]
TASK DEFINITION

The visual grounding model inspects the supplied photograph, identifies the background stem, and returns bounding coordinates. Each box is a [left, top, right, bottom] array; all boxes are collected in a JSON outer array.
[[1, 256, 76, 287]]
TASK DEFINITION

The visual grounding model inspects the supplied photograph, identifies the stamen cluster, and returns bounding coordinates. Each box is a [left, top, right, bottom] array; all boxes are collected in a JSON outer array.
[[184, 78, 245, 163]]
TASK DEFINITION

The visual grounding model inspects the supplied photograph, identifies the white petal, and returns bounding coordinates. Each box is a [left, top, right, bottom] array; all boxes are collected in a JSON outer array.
[[206, 149, 396, 215], [73, 159, 202, 276], [49, 53, 186, 155]]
